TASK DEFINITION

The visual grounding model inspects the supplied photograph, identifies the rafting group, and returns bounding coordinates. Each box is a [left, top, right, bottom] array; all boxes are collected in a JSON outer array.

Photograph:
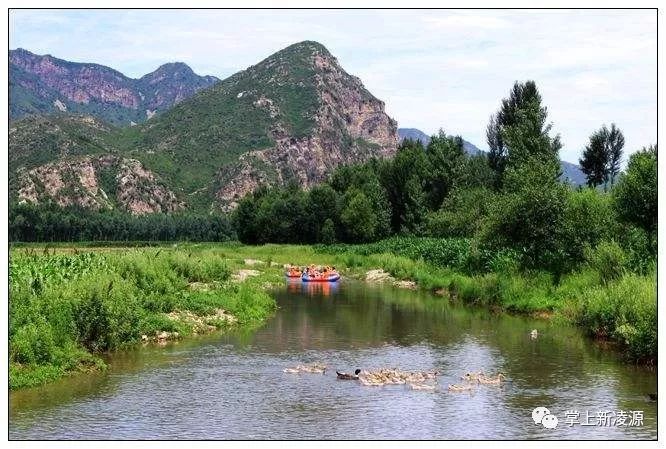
[[286, 264, 341, 282]]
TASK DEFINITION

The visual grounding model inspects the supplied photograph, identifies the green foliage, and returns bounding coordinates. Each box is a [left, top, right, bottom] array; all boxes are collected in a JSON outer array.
[[423, 131, 466, 209], [569, 272, 656, 362], [481, 158, 568, 271], [380, 140, 428, 233], [426, 187, 496, 238], [580, 124, 625, 189], [560, 188, 615, 266], [584, 241, 626, 284], [486, 80, 561, 186], [320, 218, 336, 245], [616, 224, 657, 274], [9, 202, 235, 242], [339, 189, 378, 242], [9, 247, 276, 389], [612, 145, 657, 234]]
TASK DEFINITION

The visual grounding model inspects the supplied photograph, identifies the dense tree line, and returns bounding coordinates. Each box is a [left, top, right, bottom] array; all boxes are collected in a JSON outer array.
[[9, 203, 235, 242], [233, 80, 657, 276], [10, 79, 657, 278]]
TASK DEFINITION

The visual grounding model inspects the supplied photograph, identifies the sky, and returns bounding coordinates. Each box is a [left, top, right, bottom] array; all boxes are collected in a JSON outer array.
[[9, 9, 657, 164]]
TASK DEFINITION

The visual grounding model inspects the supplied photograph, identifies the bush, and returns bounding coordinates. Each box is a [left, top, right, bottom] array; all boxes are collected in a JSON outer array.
[[584, 241, 626, 284], [10, 319, 56, 365], [616, 224, 657, 274], [572, 273, 656, 362], [561, 188, 615, 267], [426, 187, 495, 238]]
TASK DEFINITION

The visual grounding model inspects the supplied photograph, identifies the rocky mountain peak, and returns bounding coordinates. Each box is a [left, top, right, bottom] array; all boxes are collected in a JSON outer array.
[[10, 41, 399, 213], [9, 49, 218, 125]]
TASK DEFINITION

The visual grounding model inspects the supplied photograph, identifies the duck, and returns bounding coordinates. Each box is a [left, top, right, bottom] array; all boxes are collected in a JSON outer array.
[[530, 329, 538, 339], [461, 371, 485, 382], [337, 369, 361, 380], [283, 367, 300, 374], [358, 376, 384, 386], [478, 373, 507, 385], [409, 383, 436, 391], [448, 383, 475, 392], [298, 363, 326, 374]]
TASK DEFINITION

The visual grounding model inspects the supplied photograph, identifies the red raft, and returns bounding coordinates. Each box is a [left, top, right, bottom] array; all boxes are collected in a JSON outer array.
[[301, 273, 341, 282]]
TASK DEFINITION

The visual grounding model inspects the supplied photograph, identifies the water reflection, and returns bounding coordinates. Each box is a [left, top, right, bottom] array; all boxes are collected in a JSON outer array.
[[286, 278, 340, 297], [9, 280, 657, 440]]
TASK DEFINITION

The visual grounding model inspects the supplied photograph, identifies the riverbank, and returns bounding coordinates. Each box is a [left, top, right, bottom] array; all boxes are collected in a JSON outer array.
[[9, 246, 281, 389], [9, 239, 656, 389], [313, 238, 656, 364]]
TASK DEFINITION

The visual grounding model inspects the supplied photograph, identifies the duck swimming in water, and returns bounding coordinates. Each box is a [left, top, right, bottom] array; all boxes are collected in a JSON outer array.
[[448, 383, 475, 392], [461, 371, 485, 382], [337, 369, 361, 380], [283, 362, 327, 374], [477, 373, 507, 385]]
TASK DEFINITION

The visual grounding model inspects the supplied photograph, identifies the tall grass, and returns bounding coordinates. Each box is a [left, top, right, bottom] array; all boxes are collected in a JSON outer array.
[[9, 248, 276, 389]]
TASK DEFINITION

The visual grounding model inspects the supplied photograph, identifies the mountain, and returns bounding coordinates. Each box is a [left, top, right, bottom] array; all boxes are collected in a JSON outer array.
[[398, 127, 586, 186], [9, 115, 183, 214], [398, 128, 482, 156], [9, 48, 219, 126], [10, 41, 398, 213], [559, 160, 587, 186]]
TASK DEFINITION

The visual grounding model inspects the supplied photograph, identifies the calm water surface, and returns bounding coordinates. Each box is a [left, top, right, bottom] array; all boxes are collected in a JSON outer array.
[[9, 280, 657, 439]]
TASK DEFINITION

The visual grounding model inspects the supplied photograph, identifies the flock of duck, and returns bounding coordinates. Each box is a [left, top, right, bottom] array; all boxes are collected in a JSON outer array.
[[283, 363, 509, 393]]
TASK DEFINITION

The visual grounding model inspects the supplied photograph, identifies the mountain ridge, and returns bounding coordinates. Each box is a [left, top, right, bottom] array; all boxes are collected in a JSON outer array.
[[9, 48, 219, 126], [10, 41, 398, 213]]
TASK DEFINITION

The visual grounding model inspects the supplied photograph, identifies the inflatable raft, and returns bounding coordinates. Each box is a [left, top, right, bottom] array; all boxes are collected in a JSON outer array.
[[301, 273, 341, 282]]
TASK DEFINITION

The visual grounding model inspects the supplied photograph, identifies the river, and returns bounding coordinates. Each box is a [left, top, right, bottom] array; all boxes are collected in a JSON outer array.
[[9, 280, 657, 440]]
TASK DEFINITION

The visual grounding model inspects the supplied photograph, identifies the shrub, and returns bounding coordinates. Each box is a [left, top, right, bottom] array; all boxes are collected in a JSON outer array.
[[561, 188, 615, 267], [10, 319, 56, 365], [584, 241, 626, 284], [572, 273, 656, 362]]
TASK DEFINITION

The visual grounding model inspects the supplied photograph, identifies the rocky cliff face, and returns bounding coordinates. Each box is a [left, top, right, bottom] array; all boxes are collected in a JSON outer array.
[[9, 41, 399, 213], [17, 155, 184, 215], [212, 41, 398, 209], [9, 49, 219, 125]]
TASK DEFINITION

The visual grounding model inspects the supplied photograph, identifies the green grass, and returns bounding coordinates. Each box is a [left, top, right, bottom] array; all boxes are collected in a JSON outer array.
[[9, 246, 278, 389]]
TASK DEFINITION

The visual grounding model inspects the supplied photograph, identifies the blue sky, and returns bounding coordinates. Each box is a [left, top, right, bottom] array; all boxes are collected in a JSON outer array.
[[9, 9, 657, 164]]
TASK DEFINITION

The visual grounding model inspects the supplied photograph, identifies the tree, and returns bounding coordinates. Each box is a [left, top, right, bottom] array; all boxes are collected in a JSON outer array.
[[579, 124, 625, 189], [580, 129, 608, 188], [481, 159, 568, 271], [339, 189, 378, 242], [424, 130, 466, 209], [486, 80, 561, 186], [305, 184, 338, 242], [459, 153, 495, 190], [613, 144, 657, 234], [606, 123, 625, 187], [320, 218, 336, 244], [379, 139, 428, 233]]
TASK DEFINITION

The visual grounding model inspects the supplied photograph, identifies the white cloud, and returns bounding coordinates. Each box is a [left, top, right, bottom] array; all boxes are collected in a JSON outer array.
[[422, 14, 510, 30]]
